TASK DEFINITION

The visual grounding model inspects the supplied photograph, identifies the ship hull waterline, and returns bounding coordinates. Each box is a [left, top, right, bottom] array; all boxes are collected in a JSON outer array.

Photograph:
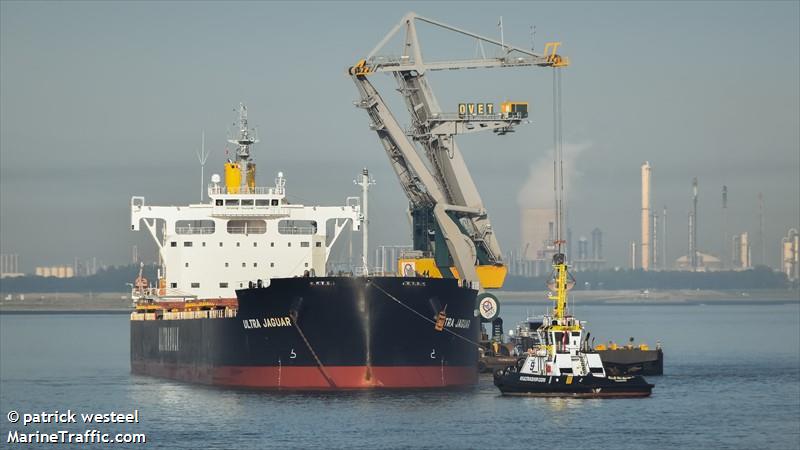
[[130, 277, 481, 390], [493, 372, 654, 398]]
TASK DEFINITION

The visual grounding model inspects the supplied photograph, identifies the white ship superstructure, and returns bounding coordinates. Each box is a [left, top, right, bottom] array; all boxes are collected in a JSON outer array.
[[130, 104, 360, 300]]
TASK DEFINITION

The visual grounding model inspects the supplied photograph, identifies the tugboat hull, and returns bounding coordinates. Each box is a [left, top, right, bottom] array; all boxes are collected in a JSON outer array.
[[493, 370, 654, 398]]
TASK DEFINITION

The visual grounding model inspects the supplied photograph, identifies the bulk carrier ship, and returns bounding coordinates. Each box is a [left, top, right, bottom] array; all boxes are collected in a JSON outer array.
[[129, 104, 481, 388], [129, 13, 572, 390]]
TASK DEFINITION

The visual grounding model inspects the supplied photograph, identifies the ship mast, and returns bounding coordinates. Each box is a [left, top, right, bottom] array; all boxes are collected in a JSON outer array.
[[227, 103, 259, 193]]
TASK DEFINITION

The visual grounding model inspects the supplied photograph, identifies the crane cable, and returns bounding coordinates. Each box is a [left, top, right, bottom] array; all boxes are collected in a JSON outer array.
[[552, 67, 565, 252]]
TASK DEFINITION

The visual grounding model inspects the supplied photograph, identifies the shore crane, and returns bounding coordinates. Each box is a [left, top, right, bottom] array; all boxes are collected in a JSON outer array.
[[349, 12, 568, 289]]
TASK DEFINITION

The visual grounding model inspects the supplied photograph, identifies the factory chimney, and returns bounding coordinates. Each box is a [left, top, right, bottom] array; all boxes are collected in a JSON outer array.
[[652, 212, 659, 269], [663, 206, 668, 269], [722, 185, 728, 269], [641, 162, 651, 271], [690, 177, 699, 270], [758, 193, 765, 267]]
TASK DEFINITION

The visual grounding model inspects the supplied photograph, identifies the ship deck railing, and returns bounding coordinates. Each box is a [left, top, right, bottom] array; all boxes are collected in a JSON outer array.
[[208, 185, 284, 196], [212, 206, 290, 217], [175, 226, 215, 235], [131, 308, 238, 321]]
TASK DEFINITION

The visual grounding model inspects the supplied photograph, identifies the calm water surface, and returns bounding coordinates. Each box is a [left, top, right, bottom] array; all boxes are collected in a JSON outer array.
[[1, 302, 798, 449]]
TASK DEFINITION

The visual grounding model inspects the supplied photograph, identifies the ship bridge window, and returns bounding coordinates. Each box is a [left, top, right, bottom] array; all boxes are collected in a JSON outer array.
[[176, 220, 215, 235], [256, 199, 270, 207], [227, 220, 267, 234], [278, 220, 317, 235], [271, 199, 279, 206], [216, 199, 223, 206], [241, 199, 254, 206], [225, 199, 239, 206]]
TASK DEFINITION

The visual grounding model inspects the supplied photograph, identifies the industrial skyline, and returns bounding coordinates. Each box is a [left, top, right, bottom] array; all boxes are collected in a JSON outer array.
[[1, 2, 798, 272]]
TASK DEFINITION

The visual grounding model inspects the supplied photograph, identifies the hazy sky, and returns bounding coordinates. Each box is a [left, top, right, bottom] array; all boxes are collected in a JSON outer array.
[[1, 1, 798, 272]]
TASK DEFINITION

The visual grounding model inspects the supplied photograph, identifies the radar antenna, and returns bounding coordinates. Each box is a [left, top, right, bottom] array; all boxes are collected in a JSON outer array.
[[227, 103, 260, 193]]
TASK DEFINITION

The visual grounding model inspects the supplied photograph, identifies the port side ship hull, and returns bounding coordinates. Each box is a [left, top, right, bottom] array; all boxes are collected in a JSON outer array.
[[130, 277, 480, 389]]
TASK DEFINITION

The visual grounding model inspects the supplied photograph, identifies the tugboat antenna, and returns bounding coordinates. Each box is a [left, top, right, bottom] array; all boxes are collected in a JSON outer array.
[[196, 130, 209, 202]]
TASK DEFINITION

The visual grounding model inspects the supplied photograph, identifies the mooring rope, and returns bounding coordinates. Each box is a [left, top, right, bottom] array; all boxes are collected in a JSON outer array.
[[370, 281, 483, 349], [290, 310, 338, 388]]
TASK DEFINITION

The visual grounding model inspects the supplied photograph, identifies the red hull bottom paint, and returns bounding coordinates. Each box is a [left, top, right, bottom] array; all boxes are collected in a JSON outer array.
[[131, 361, 478, 389]]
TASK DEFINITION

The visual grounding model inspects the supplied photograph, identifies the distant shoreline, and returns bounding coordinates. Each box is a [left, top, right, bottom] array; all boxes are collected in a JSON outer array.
[[498, 288, 800, 305], [0, 288, 797, 313]]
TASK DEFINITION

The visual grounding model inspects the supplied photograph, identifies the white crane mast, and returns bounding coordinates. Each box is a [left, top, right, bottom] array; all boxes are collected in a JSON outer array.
[[350, 12, 568, 286]]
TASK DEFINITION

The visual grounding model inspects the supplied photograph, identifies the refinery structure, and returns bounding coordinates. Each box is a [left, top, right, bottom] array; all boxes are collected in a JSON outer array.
[[781, 228, 799, 282], [510, 210, 605, 277]]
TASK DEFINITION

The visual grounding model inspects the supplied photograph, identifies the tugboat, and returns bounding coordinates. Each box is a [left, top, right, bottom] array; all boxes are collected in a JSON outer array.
[[493, 64, 653, 397], [492, 253, 654, 397]]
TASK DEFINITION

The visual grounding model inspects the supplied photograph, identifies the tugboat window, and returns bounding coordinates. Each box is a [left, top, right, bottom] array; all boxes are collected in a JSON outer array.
[[256, 199, 269, 207]]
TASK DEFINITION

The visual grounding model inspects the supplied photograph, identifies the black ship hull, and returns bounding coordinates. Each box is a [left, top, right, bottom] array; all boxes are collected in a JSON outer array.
[[599, 348, 664, 376], [493, 370, 653, 398], [131, 277, 480, 389]]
